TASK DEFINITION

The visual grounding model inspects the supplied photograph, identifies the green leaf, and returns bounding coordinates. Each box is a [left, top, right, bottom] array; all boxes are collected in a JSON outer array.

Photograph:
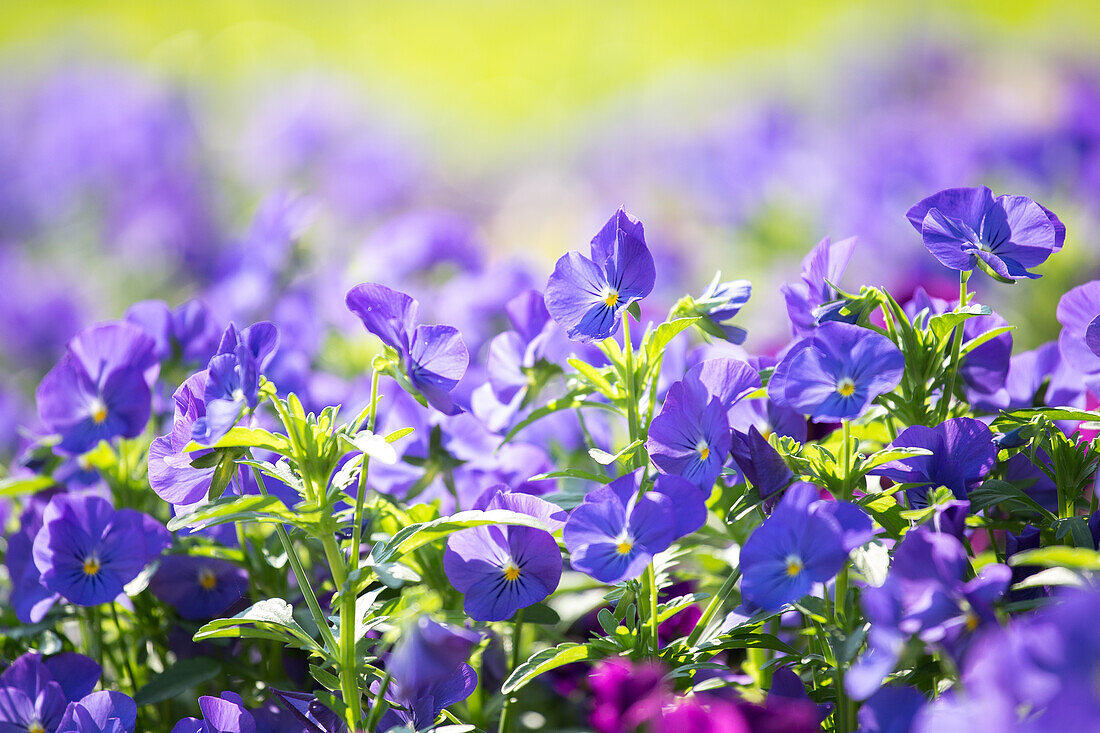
[[208, 450, 244, 502], [502, 643, 599, 694], [859, 447, 933, 472], [568, 357, 618, 398], [166, 494, 300, 532], [134, 657, 221, 707], [645, 317, 700, 363], [0, 475, 55, 498], [372, 509, 555, 563], [500, 392, 618, 445], [1010, 546, 1100, 570], [961, 326, 1014, 355], [858, 494, 908, 538], [927, 304, 992, 340], [184, 426, 290, 454], [194, 598, 323, 654], [521, 603, 561, 625], [588, 439, 644, 466], [384, 427, 414, 443], [1054, 516, 1095, 549], [1002, 407, 1100, 423], [696, 631, 798, 655], [969, 480, 1056, 520], [526, 469, 612, 484]]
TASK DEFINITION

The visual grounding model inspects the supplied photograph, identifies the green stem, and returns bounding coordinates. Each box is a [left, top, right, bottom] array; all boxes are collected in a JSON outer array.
[[246, 464, 338, 653], [937, 271, 970, 423], [322, 534, 362, 730], [363, 671, 391, 732], [498, 610, 525, 733], [685, 568, 742, 648], [645, 564, 660, 657], [109, 602, 139, 696], [840, 420, 853, 501], [349, 370, 381, 564], [85, 606, 103, 669], [622, 313, 641, 470]]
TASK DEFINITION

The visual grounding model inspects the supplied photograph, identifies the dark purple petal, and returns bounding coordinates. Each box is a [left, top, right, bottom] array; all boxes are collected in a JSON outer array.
[[345, 282, 418, 353]]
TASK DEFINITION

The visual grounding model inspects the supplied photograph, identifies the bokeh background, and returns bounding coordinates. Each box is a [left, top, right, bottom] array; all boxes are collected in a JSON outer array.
[[3, 0, 1100, 458]]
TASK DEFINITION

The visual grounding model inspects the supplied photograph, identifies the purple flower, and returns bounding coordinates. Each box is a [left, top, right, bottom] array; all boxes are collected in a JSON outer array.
[[345, 283, 469, 415], [190, 322, 279, 446], [781, 236, 857, 336], [905, 186, 1065, 280], [858, 686, 927, 733], [1057, 280, 1100, 385], [31, 494, 161, 607], [5, 493, 62, 623], [57, 691, 136, 733], [739, 483, 852, 611], [0, 652, 102, 733], [149, 372, 215, 508], [545, 208, 655, 342], [688, 274, 752, 344], [379, 617, 479, 731], [150, 556, 249, 620], [848, 528, 1010, 699], [767, 322, 904, 422], [172, 692, 256, 733], [563, 473, 705, 584], [870, 417, 996, 506], [443, 490, 565, 621], [35, 322, 157, 454], [729, 426, 793, 502], [647, 358, 760, 490], [124, 299, 220, 365]]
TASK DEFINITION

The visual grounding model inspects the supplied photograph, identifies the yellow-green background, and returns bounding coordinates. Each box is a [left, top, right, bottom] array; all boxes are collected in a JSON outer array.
[[5, 0, 1098, 164]]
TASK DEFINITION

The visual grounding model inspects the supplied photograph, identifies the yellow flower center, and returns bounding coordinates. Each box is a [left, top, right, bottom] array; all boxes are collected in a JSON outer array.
[[29, 724, 45, 733], [603, 290, 620, 307], [616, 539, 634, 555], [83, 557, 101, 576], [836, 378, 856, 397], [965, 612, 980, 632], [199, 568, 218, 590], [90, 398, 108, 424], [785, 555, 803, 577], [503, 563, 521, 582], [698, 442, 710, 461]]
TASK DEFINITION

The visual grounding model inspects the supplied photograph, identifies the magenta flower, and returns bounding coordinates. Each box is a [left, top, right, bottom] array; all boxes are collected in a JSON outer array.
[[545, 208, 655, 342]]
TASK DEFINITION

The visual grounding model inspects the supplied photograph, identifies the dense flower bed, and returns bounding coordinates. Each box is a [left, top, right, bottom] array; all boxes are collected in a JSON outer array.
[[3, 175, 1100, 733]]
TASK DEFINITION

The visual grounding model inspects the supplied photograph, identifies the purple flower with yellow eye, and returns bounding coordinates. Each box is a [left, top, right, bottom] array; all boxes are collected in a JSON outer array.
[[545, 208, 655, 342], [564, 474, 705, 584], [31, 494, 162, 607], [906, 186, 1065, 280], [346, 283, 469, 415], [35, 322, 157, 454], [647, 358, 760, 491], [0, 652, 104, 733], [768, 322, 904, 422], [739, 483, 852, 611], [444, 490, 565, 621], [149, 556, 249, 620]]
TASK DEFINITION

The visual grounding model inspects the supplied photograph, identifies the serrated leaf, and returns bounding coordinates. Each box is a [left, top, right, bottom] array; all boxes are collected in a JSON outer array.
[[166, 494, 302, 532], [194, 599, 323, 654], [184, 427, 290, 454], [371, 509, 554, 563], [645, 317, 700, 362], [1010, 546, 1100, 570], [502, 643, 599, 694]]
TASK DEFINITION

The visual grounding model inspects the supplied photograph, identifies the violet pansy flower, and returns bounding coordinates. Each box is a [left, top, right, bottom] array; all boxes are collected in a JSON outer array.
[[647, 358, 760, 491], [190, 322, 279, 446], [36, 322, 157, 454], [57, 691, 136, 733], [149, 372, 216, 508], [443, 489, 565, 621], [768, 322, 904, 422], [781, 236, 857, 337], [739, 483, 854, 611], [545, 208, 655, 342], [346, 282, 469, 415], [149, 556, 249, 621], [563, 473, 705, 584], [870, 417, 996, 507], [31, 494, 162, 607], [171, 692, 256, 733], [906, 186, 1065, 280]]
